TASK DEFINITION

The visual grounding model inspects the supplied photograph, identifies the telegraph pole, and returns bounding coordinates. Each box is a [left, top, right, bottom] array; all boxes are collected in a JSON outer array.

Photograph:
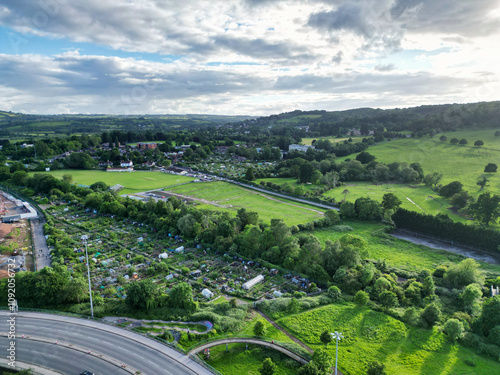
[[81, 235, 94, 317], [331, 331, 344, 375]]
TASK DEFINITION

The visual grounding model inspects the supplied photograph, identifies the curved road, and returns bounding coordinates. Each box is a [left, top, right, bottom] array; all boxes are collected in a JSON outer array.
[[190, 338, 309, 364], [0, 336, 128, 375], [0, 312, 213, 375]]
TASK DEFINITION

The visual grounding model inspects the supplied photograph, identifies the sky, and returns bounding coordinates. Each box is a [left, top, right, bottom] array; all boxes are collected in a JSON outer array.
[[0, 0, 499, 115]]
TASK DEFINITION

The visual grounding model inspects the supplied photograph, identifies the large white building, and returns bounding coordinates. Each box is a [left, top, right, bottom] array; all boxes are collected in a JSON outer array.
[[289, 144, 315, 152]]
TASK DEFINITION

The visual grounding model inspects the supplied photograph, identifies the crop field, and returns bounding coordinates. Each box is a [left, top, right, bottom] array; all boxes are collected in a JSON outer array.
[[40, 170, 195, 195], [279, 303, 499, 375], [312, 224, 500, 277], [165, 181, 325, 225]]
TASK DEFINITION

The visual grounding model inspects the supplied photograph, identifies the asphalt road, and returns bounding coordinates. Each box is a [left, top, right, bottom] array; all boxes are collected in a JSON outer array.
[[0, 312, 213, 375], [0, 336, 128, 375], [31, 216, 51, 270]]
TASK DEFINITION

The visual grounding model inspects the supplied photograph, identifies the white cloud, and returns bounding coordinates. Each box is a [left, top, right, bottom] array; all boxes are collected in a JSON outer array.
[[0, 0, 498, 114]]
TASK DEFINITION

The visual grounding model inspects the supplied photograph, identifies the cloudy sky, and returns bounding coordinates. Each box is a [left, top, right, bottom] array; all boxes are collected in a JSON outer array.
[[0, 0, 499, 115]]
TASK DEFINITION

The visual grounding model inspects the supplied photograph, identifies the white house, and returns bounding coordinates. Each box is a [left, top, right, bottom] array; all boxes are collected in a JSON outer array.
[[120, 160, 133, 167], [175, 246, 184, 253], [158, 252, 169, 259], [202, 288, 214, 300]]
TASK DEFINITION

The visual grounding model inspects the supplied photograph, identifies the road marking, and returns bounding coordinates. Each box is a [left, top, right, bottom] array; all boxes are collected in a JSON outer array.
[[148, 360, 160, 367]]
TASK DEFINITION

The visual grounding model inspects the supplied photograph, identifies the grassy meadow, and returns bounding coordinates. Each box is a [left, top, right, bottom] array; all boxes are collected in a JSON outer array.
[[40, 170, 195, 195], [313, 223, 500, 277], [278, 303, 499, 375], [166, 181, 325, 226], [351, 130, 500, 199]]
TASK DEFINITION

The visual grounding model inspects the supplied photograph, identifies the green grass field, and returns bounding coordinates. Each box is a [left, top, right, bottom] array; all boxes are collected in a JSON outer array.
[[352, 130, 500, 199], [323, 182, 461, 220], [312, 223, 500, 277], [39, 170, 195, 195], [206, 344, 301, 375], [279, 303, 499, 375], [256, 177, 320, 192], [166, 181, 325, 226]]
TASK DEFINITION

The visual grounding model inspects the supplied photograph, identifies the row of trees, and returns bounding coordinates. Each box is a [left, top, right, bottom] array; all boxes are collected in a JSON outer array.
[[392, 208, 500, 252]]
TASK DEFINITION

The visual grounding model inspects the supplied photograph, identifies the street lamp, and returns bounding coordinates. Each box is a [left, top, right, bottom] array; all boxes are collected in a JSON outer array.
[[81, 235, 94, 318], [330, 331, 343, 375]]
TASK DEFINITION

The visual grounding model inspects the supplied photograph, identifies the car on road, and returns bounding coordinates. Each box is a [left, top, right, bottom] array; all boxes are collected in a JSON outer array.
[[80, 371, 94, 375]]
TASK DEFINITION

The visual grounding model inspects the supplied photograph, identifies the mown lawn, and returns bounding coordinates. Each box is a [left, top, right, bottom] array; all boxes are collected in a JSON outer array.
[[166, 181, 325, 226], [39, 170, 195, 195], [279, 303, 500, 375]]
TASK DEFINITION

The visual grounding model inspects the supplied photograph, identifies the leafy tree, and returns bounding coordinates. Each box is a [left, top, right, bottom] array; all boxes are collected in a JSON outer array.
[[324, 210, 340, 225], [460, 283, 482, 316], [298, 361, 322, 375], [444, 259, 484, 288], [259, 358, 277, 375], [169, 282, 196, 311], [126, 279, 161, 310], [421, 303, 442, 326], [354, 290, 369, 306], [439, 181, 463, 197], [474, 140, 484, 147], [379, 290, 398, 308], [321, 171, 340, 189], [312, 348, 333, 374], [450, 138, 459, 144], [367, 362, 386, 375], [484, 163, 498, 173], [480, 295, 500, 336], [355, 197, 382, 221], [381, 193, 402, 211], [496, 131, 500, 137], [320, 330, 333, 346], [476, 177, 488, 190], [287, 297, 300, 314], [299, 162, 314, 183], [450, 191, 473, 208], [342, 189, 350, 202], [423, 172, 442, 187], [422, 276, 436, 297], [469, 192, 500, 225], [253, 320, 266, 336], [459, 138, 468, 145], [245, 167, 256, 181], [439, 135, 447, 142], [443, 319, 464, 343], [356, 151, 376, 164], [339, 201, 356, 218], [328, 286, 341, 300], [62, 173, 73, 184]]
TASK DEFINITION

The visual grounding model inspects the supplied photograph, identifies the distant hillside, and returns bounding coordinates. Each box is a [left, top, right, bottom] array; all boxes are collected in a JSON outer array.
[[0, 112, 254, 139], [237, 101, 500, 136]]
